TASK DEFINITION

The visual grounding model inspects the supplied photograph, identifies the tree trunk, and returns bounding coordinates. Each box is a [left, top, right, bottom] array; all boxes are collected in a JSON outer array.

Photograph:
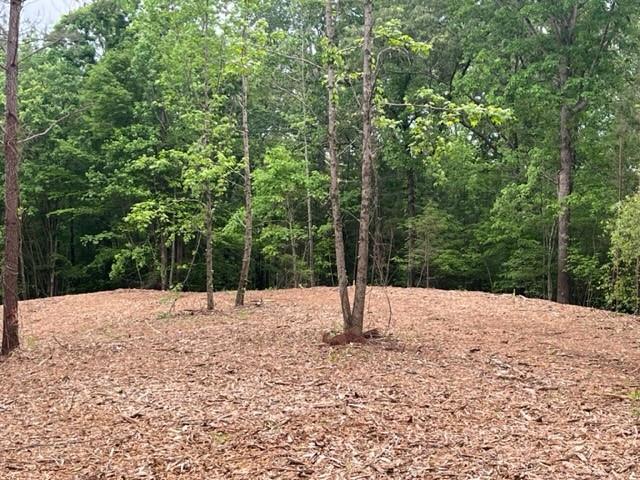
[[160, 231, 168, 291], [556, 55, 572, 304], [19, 215, 26, 299], [288, 210, 298, 288], [69, 219, 76, 265], [372, 167, 383, 285], [48, 228, 56, 297], [2, 0, 22, 355], [553, 7, 580, 305], [406, 168, 416, 287], [301, 42, 315, 287], [205, 188, 214, 310], [235, 68, 253, 307], [325, 0, 351, 329], [349, 0, 375, 335], [304, 132, 315, 287], [202, 2, 214, 311], [617, 135, 623, 202], [169, 236, 176, 288]]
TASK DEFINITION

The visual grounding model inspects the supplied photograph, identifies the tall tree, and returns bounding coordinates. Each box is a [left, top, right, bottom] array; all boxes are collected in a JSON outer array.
[[236, 24, 254, 307], [325, 0, 352, 330], [349, 0, 375, 335], [2, 0, 23, 355]]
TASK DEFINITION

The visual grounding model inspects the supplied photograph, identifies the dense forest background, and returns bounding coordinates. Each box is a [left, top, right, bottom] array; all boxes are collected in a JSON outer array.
[[6, 0, 640, 311]]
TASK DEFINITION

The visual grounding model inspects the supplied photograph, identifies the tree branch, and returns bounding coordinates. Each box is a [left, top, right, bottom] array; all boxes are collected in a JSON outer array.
[[19, 105, 90, 144]]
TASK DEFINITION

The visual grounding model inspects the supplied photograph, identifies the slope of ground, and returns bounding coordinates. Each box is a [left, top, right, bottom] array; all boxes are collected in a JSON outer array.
[[1, 287, 639, 479]]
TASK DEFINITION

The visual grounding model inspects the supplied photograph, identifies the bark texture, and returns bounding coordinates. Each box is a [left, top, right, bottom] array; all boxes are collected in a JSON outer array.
[[325, 0, 351, 329], [235, 68, 253, 307], [2, 0, 22, 355], [554, 7, 578, 304], [557, 99, 572, 304], [349, 0, 375, 335]]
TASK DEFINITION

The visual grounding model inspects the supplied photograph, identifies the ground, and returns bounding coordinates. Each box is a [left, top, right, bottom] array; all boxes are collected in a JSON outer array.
[[1, 287, 639, 479]]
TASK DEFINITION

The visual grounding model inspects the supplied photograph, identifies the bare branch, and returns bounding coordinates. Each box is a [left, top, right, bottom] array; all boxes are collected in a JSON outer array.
[[19, 105, 90, 144]]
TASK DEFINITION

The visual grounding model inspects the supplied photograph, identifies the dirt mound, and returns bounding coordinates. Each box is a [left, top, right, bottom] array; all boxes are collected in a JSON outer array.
[[1, 287, 639, 478]]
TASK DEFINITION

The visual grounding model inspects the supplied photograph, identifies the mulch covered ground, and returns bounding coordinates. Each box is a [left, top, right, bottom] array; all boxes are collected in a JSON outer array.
[[1, 286, 639, 479]]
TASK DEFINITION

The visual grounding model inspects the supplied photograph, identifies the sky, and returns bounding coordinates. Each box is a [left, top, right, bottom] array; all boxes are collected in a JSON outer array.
[[22, 0, 87, 29]]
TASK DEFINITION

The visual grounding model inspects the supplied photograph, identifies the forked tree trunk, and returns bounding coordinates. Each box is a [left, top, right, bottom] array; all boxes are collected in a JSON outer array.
[[325, 0, 351, 330], [349, 0, 375, 335], [235, 68, 253, 306], [2, 0, 22, 355]]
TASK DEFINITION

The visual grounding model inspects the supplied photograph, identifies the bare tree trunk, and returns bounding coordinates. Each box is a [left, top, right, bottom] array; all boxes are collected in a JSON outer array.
[[304, 129, 315, 287], [235, 25, 253, 306], [19, 215, 26, 299], [554, 8, 580, 305], [325, 0, 351, 329], [299, 41, 315, 287], [202, 2, 214, 311], [556, 62, 572, 304], [48, 229, 56, 297], [406, 168, 416, 287], [169, 236, 176, 288], [205, 189, 214, 310], [349, 0, 375, 335], [160, 231, 168, 290], [617, 135, 623, 202], [2, 0, 22, 355], [372, 166, 384, 285], [288, 210, 298, 287]]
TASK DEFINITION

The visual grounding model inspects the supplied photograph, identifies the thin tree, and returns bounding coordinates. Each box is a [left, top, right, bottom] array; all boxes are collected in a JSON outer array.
[[235, 26, 253, 307], [301, 40, 315, 287], [2, 0, 22, 355], [325, 0, 351, 330], [348, 0, 375, 335], [202, 0, 215, 311]]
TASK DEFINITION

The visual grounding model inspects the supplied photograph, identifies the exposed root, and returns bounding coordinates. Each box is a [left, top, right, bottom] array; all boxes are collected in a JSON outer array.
[[322, 328, 383, 346]]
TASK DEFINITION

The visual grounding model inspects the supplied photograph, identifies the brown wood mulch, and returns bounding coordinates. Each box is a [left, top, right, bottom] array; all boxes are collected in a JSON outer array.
[[1, 286, 639, 479]]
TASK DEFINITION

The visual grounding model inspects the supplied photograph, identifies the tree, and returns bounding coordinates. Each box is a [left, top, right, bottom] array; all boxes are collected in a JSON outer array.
[[2, 0, 23, 355], [449, 0, 640, 303], [349, 0, 375, 335], [235, 35, 253, 306], [235, 2, 268, 306], [608, 194, 640, 313], [325, 0, 352, 330], [253, 145, 327, 287]]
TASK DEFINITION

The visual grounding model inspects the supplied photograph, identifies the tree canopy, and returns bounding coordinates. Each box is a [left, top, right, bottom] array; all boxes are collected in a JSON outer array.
[[4, 0, 640, 320]]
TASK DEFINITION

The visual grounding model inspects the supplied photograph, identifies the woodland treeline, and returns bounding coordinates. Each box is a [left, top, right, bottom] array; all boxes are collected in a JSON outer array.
[[5, 0, 640, 313]]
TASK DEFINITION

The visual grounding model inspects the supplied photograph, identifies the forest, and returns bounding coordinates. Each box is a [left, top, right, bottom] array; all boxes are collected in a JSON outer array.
[[2, 1, 640, 477], [2, 0, 640, 318]]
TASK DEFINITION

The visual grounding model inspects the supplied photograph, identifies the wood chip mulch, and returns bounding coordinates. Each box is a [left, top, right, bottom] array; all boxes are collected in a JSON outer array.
[[1, 286, 639, 479]]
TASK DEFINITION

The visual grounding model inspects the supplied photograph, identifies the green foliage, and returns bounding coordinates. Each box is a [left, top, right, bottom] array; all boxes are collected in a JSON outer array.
[[253, 146, 328, 286], [7, 0, 640, 308], [607, 195, 640, 312]]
